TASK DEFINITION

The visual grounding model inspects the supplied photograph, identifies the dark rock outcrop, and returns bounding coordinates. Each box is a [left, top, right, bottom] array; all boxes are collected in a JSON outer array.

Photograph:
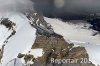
[[0, 45, 5, 63], [0, 18, 16, 43], [0, 18, 16, 30], [31, 34, 95, 66]]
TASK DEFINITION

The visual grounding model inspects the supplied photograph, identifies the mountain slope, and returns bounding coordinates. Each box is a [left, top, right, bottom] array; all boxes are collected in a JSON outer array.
[[0, 12, 99, 66], [0, 13, 36, 66]]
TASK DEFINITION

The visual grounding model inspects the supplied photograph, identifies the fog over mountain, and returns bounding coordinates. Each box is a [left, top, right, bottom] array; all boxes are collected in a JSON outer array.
[[0, 0, 34, 13], [32, 0, 100, 32]]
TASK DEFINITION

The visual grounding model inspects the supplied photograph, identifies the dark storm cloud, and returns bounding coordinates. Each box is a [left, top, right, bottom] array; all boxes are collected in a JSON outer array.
[[32, 0, 100, 18]]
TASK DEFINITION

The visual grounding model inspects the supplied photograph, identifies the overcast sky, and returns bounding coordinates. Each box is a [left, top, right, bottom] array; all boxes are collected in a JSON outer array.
[[32, 0, 100, 32], [0, 0, 34, 13], [32, 0, 100, 18]]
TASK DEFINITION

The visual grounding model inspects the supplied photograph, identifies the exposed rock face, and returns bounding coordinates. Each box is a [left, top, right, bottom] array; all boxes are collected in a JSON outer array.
[[0, 18, 16, 30], [0, 45, 5, 63], [25, 11, 55, 37], [0, 18, 16, 43], [31, 35, 95, 66], [89, 18, 100, 32]]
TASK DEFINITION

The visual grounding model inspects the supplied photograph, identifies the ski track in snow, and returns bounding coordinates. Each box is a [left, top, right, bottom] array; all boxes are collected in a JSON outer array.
[[0, 12, 36, 66]]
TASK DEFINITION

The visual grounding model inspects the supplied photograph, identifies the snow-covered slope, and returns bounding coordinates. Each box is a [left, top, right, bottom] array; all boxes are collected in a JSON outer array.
[[0, 12, 37, 66], [84, 44, 100, 66]]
